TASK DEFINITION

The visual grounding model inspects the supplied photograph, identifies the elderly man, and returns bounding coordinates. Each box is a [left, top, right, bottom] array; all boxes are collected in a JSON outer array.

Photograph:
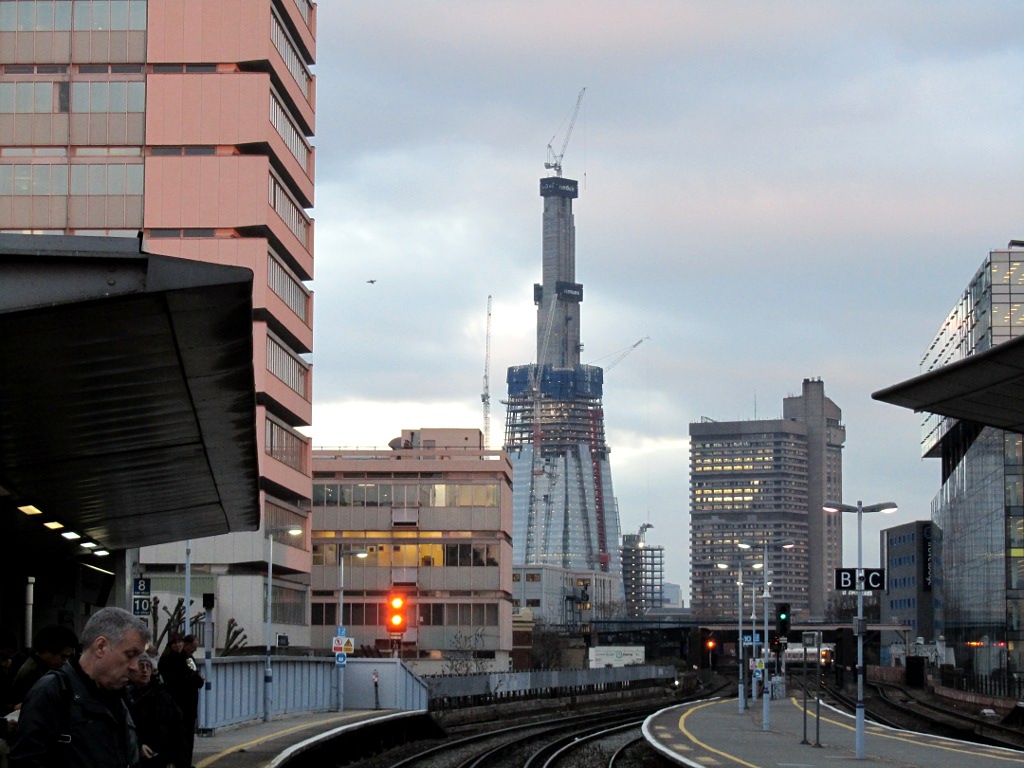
[[10, 606, 150, 768]]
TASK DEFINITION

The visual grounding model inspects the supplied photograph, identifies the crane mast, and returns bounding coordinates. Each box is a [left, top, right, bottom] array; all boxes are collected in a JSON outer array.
[[481, 295, 492, 448]]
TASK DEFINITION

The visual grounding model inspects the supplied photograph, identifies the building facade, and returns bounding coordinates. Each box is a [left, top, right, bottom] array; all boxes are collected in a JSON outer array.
[[879, 520, 940, 650], [502, 172, 623, 595], [511, 563, 620, 626], [0, 0, 317, 650], [620, 524, 664, 619], [920, 245, 1024, 673], [689, 378, 845, 621], [310, 429, 514, 674]]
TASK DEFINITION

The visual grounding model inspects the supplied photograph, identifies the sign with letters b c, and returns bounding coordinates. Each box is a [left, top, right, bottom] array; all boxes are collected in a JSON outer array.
[[834, 568, 885, 591]]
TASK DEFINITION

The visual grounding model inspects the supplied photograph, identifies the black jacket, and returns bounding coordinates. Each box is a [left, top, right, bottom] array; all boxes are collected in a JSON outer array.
[[125, 681, 182, 768], [157, 650, 202, 719], [9, 660, 139, 768]]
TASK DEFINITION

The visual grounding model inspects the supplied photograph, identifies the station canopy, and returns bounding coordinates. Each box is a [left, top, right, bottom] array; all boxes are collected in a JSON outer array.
[[872, 332, 1024, 435], [0, 234, 260, 551]]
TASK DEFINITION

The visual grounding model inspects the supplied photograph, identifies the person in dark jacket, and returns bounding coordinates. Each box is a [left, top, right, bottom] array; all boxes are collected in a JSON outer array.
[[9, 626, 78, 710], [126, 651, 182, 767], [158, 634, 202, 768], [9, 607, 150, 768]]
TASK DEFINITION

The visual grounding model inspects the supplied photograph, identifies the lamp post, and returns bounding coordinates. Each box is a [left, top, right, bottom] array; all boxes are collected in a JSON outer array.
[[750, 563, 763, 701], [823, 500, 897, 759], [760, 537, 795, 732], [264, 524, 303, 723], [718, 547, 755, 713], [337, 547, 368, 711]]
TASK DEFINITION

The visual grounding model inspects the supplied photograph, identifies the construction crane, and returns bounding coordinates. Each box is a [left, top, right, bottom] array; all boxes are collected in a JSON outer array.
[[481, 296, 492, 448], [544, 87, 586, 177], [602, 336, 649, 372]]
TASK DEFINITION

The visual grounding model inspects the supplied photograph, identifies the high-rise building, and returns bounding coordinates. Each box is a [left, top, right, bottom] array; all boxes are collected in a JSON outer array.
[[915, 245, 1024, 672], [879, 520, 939, 651], [620, 524, 664, 619], [689, 378, 844, 620], [310, 429, 514, 674], [0, 0, 316, 649], [503, 173, 623, 592]]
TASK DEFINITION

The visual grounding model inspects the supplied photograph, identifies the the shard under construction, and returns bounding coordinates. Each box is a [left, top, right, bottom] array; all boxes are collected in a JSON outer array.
[[503, 171, 623, 585]]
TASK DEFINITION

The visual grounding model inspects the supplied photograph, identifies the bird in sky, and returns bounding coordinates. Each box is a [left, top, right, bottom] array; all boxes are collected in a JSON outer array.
[[366, 279, 377, 284]]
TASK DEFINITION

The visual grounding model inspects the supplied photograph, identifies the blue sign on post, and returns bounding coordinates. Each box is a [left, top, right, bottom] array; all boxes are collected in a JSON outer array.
[[335, 652, 347, 668], [132, 578, 152, 616]]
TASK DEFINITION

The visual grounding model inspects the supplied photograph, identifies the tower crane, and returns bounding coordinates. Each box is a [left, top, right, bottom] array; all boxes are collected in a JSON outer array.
[[544, 87, 586, 177], [482, 295, 492, 448], [602, 336, 649, 372]]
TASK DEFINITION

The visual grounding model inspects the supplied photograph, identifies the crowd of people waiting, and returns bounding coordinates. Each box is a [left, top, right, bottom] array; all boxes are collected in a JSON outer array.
[[0, 608, 204, 768]]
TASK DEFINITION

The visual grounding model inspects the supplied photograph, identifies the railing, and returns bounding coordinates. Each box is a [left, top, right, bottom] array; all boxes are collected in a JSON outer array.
[[196, 656, 428, 732], [291, 0, 313, 26], [937, 666, 1024, 700]]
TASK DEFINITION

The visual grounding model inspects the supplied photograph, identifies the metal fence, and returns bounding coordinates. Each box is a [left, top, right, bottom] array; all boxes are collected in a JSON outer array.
[[195, 656, 428, 732]]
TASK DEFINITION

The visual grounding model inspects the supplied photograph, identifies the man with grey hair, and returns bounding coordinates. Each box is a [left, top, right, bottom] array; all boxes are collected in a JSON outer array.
[[10, 606, 150, 768]]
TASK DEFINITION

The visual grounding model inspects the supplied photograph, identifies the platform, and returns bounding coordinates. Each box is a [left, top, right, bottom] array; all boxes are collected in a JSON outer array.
[[644, 695, 1024, 767]]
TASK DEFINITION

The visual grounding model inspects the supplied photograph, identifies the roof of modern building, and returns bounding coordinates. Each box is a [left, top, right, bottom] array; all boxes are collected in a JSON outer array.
[[873, 331, 1024, 434]]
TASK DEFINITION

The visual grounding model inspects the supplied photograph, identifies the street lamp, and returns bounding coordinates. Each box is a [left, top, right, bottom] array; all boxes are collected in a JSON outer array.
[[823, 500, 897, 759], [760, 537, 794, 732], [264, 524, 303, 723], [718, 545, 758, 713], [337, 547, 368, 711]]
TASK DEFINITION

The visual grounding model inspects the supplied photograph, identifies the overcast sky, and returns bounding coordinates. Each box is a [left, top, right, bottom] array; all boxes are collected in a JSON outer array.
[[305, 2, 1024, 599]]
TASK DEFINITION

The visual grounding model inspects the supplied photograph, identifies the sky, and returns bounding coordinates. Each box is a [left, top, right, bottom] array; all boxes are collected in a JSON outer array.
[[304, 2, 1024, 600]]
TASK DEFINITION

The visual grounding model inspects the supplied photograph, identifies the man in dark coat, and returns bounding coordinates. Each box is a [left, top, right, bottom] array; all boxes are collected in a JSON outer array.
[[9, 626, 78, 709], [125, 651, 182, 767], [158, 634, 202, 768], [9, 606, 150, 768]]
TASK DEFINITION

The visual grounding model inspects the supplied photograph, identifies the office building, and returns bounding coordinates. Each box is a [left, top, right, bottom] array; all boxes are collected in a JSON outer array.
[[310, 429, 514, 674], [689, 378, 845, 620], [511, 563, 619, 626], [0, 0, 317, 649], [879, 520, 940, 650], [503, 171, 623, 595], [915, 245, 1024, 673]]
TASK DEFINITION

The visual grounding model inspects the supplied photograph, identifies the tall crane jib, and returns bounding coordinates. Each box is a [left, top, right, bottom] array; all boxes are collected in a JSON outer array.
[[544, 87, 586, 178], [482, 295, 492, 448]]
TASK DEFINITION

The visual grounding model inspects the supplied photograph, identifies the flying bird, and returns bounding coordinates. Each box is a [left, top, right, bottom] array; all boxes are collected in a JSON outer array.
[[366, 279, 377, 284]]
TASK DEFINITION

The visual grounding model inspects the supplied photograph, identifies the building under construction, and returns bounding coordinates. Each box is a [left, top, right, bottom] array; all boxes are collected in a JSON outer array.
[[503, 170, 623, 589], [621, 524, 665, 618]]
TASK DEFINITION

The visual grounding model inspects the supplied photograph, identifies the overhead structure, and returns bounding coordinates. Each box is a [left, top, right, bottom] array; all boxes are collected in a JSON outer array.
[[504, 102, 623, 592], [0, 234, 261, 551]]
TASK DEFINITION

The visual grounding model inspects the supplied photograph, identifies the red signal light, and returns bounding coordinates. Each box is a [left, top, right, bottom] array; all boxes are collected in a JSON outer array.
[[706, 639, 717, 650], [385, 593, 407, 633]]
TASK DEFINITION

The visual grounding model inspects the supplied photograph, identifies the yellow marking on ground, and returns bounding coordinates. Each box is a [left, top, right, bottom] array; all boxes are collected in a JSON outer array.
[[787, 698, 1024, 764], [196, 713, 361, 767], [677, 700, 762, 768]]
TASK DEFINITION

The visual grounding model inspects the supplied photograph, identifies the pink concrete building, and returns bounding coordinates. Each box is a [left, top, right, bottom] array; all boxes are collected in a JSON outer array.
[[0, 0, 316, 650]]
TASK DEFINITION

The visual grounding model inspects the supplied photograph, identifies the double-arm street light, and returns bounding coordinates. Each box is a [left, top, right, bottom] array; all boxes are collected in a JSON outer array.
[[264, 524, 304, 723], [823, 500, 897, 759], [718, 547, 762, 713], [758, 537, 795, 732]]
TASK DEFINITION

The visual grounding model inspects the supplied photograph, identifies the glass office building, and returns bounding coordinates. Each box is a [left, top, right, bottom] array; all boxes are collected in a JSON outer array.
[[922, 246, 1024, 674]]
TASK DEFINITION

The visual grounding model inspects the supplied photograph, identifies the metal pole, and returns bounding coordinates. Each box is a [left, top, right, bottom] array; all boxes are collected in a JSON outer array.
[[751, 578, 759, 701], [738, 563, 745, 713], [762, 541, 771, 731], [815, 631, 822, 747], [184, 539, 191, 636], [337, 551, 345, 712], [263, 532, 274, 723], [855, 501, 865, 759], [801, 643, 809, 744], [24, 576, 35, 647]]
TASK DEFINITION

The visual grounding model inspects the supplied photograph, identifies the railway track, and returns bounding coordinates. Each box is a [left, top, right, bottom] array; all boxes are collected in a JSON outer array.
[[813, 679, 1024, 751], [343, 684, 727, 768]]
